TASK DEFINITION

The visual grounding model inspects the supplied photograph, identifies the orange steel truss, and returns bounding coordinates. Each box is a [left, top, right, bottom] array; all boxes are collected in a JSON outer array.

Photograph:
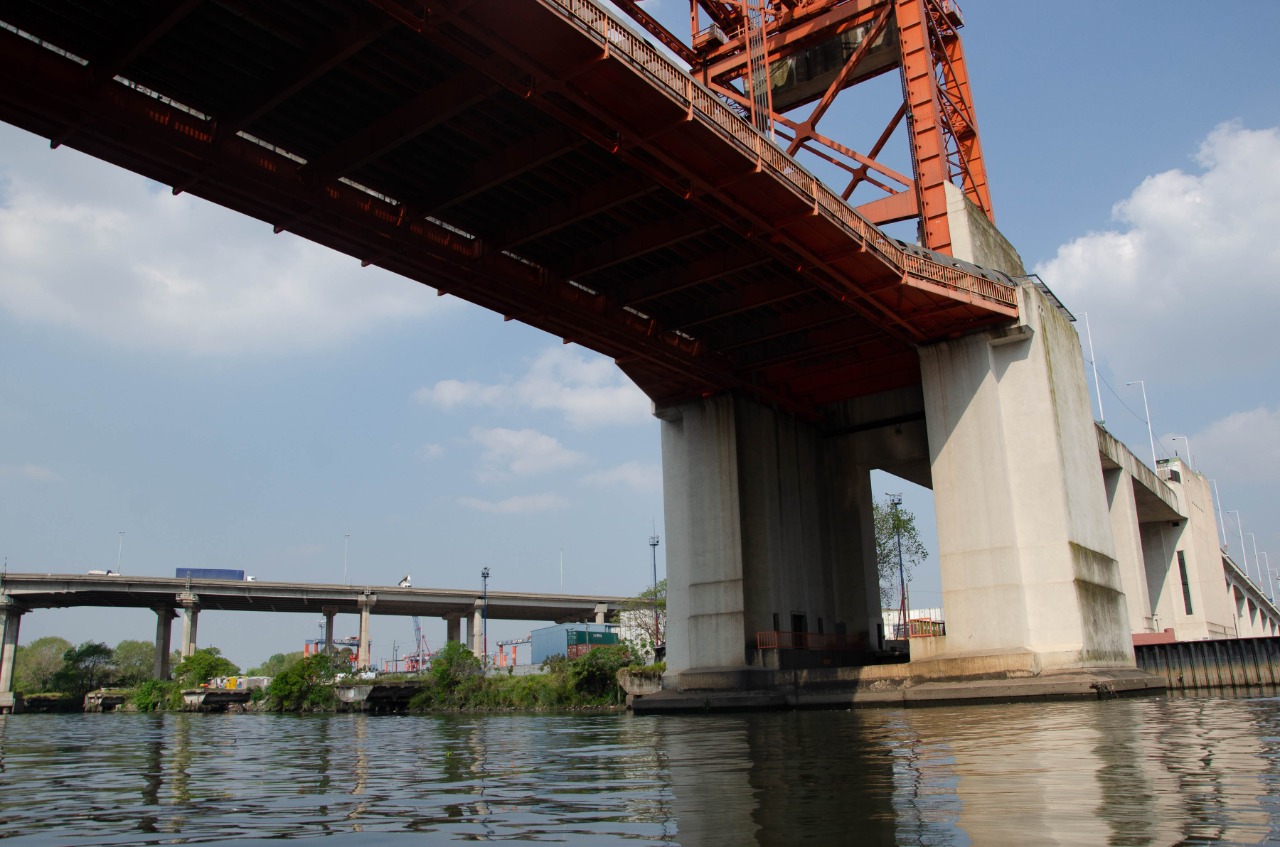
[[616, 0, 994, 256]]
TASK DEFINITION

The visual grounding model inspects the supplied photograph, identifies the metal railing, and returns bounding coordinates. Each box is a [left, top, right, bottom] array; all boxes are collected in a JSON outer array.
[[889, 619, 947, 639], [541, 0, 1018, 311]]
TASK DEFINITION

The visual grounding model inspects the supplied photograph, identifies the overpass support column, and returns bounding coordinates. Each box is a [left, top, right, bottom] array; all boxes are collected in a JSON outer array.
[[322, 607, 338, 655], [179, 593, 200, 658], [357, 593, 376, 670], [658, 391, 884, 684], [153, 608, 177, 679], [594, 603, 608, 625], [915, 282, 1134, 676], [0, 598, 25, 695], [445, 614, 462, 645], [1103, 469, 1155, 633], [469, 601, 484, 659]]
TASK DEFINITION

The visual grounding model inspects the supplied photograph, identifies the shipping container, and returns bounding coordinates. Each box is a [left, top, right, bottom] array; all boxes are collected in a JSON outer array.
[[175, 567, 247, 581], [530, 623, 619, 665]]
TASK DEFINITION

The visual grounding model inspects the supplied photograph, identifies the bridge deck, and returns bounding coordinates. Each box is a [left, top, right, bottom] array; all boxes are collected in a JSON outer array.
[[0, 0, 1016, 417], [0, 573, 624, 622]]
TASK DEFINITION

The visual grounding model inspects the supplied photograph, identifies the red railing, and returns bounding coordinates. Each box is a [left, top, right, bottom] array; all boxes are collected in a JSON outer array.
[[889, 619, 947, 639]]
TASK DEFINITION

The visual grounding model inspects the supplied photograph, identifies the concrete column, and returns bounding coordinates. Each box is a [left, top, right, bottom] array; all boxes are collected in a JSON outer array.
[[445, 614, 461, 645], [658, 391, 891, 683], [469, 601, 484, 658], [179, 593, 200, 658], [322, 607, 338, 655], [1104, 468, 1154, 632], [153, 608, 177, 679], [0, 601, 24, 693], [594, 603, 608, 625], [357, 593, 376, 670], [914, 282, 1133, 676]]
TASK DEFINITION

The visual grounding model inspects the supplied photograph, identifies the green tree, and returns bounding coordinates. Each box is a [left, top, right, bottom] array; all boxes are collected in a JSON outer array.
[[568, 644, 630, 703], [874, 497, 929, 608], [172, 647, 239, 688], [52, 641, 116, 698], [619, 578, 666, 655], [113, 639, 156, 686], [247, 651, 305, 677], [265, 653, 344, 711], [13, 635, 72, 693]]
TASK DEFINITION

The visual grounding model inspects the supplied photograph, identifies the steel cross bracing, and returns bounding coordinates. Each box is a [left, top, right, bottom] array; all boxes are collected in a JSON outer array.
[[641, 0, 995, 255], [0, 0, 1014, 421]]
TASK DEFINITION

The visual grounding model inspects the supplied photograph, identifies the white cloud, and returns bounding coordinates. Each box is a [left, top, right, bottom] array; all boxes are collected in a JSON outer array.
[[458, 493, 567, 514], [415, 345, 651, 428], [1191, 406, 1280, 484], [581, 460, 662, 492], [470, 427, 585, 481], [0, 464, 59, 482], [418, 443, 445, 461], [1036, 122, 1280, 384], [0, 126, 450, 355]]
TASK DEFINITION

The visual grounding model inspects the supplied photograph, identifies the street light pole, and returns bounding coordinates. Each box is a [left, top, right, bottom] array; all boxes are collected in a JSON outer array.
[[1228, 511, 1249, 582], [649, 532, 661, 646], [1125, 380, 1157, 471], [1210, 479, 1228, 549], [481, 567, 490, 666], [1262, 552, 1274, 602], [1080, 312, 1104, 425], [115, 531, 125, 574], [1249, 532, 1261, 588], [343, 533, 350, 584]]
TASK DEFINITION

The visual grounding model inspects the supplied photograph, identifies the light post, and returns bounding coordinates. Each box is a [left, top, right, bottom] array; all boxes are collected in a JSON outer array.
[[1228, 511, 1249, 583], [1170, 435, 1193, 471], [343, 533, 350, 584], [649, 532, 661, 647], [115, 531, 125, 574], [1080, 312, 1104, 425], [1249, 533, 1261, 588], [1210, 479, 1228, 549], [889, 493, 906, 638], [1263, 552, 1274, 602], [1125, 380, 1157, 470], [481, 567, 490, 666]]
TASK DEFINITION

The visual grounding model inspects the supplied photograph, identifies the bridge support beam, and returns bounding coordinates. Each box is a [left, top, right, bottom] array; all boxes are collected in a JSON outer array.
[[357, 593, 376, 670], [445, 614, 462, 645], [323, 607, 338, 656], [179, 593, 199, 658], [912, 282, 1135, 676], [153, 607, 177, 679], [469, 601, 484, 659], [0, 599, 25, 696], [658, 391, 883, 684]]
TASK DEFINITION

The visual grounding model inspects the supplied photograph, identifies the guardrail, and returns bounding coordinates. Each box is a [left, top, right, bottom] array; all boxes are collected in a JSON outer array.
[[890, 619, 947, 639], [542, 0, 1018, 312]]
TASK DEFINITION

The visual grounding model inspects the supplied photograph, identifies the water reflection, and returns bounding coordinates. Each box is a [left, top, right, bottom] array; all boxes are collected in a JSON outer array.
[[1, 699, 1279, 845]]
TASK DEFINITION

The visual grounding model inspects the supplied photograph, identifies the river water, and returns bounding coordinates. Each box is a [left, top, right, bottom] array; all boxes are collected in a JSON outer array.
[[2, 695, 1280, 846]]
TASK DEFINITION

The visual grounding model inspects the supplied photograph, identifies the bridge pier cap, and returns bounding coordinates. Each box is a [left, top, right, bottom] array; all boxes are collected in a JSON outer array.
[[657, 280, 1139, 693]]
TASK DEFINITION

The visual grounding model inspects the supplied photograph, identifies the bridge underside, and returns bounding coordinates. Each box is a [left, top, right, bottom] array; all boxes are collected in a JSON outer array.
[[0, 0, 1015, 420]]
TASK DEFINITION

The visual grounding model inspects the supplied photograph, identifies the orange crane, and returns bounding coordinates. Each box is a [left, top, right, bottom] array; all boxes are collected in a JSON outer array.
[[615, 0, 992, 256]]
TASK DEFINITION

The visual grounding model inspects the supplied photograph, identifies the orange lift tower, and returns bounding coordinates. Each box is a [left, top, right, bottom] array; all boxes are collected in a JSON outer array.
[[614, 0, 994, 257]]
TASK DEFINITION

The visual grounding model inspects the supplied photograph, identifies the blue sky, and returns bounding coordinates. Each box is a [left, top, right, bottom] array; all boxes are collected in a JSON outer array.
[[2, 2, 1279, 669]]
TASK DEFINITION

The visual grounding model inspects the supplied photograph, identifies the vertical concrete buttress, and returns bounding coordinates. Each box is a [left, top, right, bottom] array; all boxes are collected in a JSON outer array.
[[914, 282, 1134, 673]]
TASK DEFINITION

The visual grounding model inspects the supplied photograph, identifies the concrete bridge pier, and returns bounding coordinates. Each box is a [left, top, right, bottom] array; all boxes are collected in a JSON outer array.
[[911, 282, 1138, 680], [0, 598, 25, 711], [179, 593, 199, 658], [153, 607, 176, 679], [357, 593, 375, 670], [445, 613, 462, 646], [468, 601, 484, 659], [322, 607, 338, 655]]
